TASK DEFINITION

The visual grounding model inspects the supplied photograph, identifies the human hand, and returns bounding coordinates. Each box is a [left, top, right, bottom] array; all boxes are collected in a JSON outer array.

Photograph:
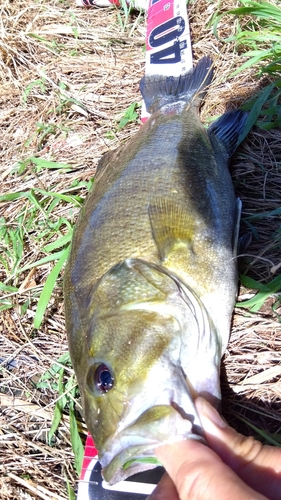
[[148, 397, 281, 500]]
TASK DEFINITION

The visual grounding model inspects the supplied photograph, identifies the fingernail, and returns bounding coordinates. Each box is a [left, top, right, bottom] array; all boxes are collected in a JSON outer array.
[[195, 397, 227, 430]]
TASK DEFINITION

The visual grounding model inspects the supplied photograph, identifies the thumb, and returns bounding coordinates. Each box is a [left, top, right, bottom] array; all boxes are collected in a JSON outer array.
[[152, 440, 267, 500], [195, 397, 281, 500]]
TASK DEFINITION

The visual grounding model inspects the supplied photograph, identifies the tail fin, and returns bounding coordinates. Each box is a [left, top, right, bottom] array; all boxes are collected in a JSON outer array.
[[140, 56, 213, 114]]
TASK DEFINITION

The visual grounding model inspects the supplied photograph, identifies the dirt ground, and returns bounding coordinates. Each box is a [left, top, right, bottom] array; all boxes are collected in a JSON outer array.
[[1, 0, 281, 498]]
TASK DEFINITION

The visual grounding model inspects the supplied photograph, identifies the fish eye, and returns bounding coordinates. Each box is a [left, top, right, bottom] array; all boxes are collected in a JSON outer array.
[[94, 363, 114, 394]]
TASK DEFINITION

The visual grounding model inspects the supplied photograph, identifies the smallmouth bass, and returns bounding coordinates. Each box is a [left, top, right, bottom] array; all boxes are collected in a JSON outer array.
[[64, 56, 248, 484]]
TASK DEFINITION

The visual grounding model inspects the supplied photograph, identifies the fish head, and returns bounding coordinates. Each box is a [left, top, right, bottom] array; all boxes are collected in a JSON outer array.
[[75, 258, 221, 484]]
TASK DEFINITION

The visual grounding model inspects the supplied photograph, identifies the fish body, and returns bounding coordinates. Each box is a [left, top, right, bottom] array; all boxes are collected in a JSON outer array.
[[64, 57, 247, 484]]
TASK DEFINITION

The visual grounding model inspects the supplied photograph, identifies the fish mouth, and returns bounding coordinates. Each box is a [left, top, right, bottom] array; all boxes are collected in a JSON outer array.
[[99, 402, 206, 485]]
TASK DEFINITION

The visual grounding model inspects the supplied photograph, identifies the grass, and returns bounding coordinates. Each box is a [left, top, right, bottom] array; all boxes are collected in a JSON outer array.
[[214, 0, 281, 78], [0, 179, 84, 328], [212, 0, 281, 325], [1, 0, 281, 498], [211, 0, 281, 132]]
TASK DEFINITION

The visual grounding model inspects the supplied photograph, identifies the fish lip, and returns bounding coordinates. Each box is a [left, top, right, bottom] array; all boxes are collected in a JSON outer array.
[[98, 402, 206, 485], [100, 439, 162, 484], [100, 430, 206, 485]]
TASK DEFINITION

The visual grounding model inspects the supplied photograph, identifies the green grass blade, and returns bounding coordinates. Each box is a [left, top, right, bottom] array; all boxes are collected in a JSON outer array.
[[231, 54, 269, 76], [0, 282, 18, 292], [18, 250, 66, 274], [69, 407, 84, 475], [245, 206, 281, 219], [36, 188, 83, 206], [123, 457, 162, 470], [49, 403, 63, 444], [240, 274, 266, 291], [239, 83, 275, 143], [236, 415, 281, 447], [228, 1, 281, 22], [0, 188, 83, 207], [33, 246, 70, 329], [0, 301, 14, 312], [30, 157, 71, 170], [0, 191, 32, 202], [43, 231, 73, 252], [65, 477, 76, 500], [237, 274, 281, 311]]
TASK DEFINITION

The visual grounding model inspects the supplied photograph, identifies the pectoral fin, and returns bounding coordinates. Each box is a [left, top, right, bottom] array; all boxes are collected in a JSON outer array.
[[149, 198, 196, 262]]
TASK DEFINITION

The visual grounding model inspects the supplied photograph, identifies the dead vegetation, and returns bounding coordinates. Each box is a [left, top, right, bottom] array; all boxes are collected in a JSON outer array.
[[0, 0, 281, 497]]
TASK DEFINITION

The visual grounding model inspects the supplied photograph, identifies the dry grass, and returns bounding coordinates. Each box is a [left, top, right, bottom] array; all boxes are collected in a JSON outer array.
[[1, 0, 281, 497]]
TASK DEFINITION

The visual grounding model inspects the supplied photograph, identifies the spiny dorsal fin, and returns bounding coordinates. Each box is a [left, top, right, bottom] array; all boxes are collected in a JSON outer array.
[[149, 198, 197, 261]]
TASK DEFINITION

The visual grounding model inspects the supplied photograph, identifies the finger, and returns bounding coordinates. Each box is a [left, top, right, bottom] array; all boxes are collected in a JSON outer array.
[[155, 439, 267, 500], [147, 472, 179, 500], [195, 397, 281, 500]]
